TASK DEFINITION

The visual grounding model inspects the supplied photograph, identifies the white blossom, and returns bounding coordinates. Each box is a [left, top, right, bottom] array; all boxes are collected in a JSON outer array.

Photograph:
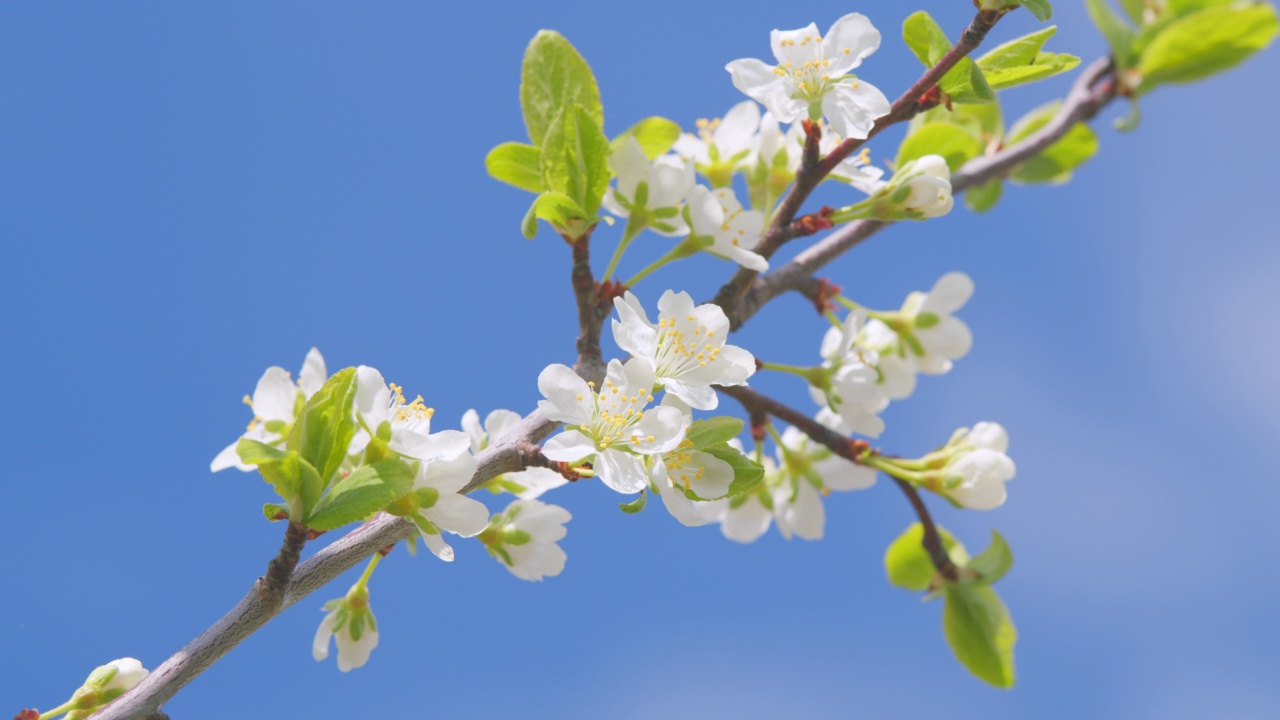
[[482, 499, 571, 581], [686, 185, 768, 272], [771, 426, 877, 540], [673, 101, 762, 185], [538, 359, 686, 494], [313, 594, 378, 672], [890, 155, 954, 218], [611, 290, 755, 410], [210, 347, 327, 472], [349, 366, 470, 462], [812, 311, 889, 437], [940, 422, 1016, 510], [601, 136, 695, 236], [726, 13, 890, 140], [463, 408, 568, 499], [695, 449, 777, 544], [409, 451, 492, 562], [901, 271, 974, 375]]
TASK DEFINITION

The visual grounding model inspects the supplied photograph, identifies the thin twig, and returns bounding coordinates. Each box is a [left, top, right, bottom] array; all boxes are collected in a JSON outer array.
[[892, 479, 960, 582]]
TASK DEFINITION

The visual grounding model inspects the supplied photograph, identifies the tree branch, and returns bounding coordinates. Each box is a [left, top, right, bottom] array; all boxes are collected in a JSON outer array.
[[724, 57, 1118, 329], [711, 8, 1009, 313], [568, 230, 607, 384], [892, 478, 960, 583]]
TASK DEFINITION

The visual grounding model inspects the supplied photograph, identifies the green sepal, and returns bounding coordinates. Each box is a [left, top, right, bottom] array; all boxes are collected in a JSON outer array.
[[884, 522, 965, 592], [485, 142, 545, 194], [703, 444, 765, 496], [896, 122, 984, 173], [620, 489, 648, 514], [942, 584, 1017, 688], [965, 530, 1014, 585], [306, 458, 415, 532], [685, 417, 745, 450], [611, 116, 681, 160], [286, 367, 358, 489], [262, 503, 289, 522], [1135, 3, 1278, 92], [520, 30, 603, 148], [1007, 102, 1099, 184], [976, 27, 1081, 90]]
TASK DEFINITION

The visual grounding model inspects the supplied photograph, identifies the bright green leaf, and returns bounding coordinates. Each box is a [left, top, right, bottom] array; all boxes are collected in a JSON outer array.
[[1007, 102, 1099, 184], [1085, 0, 1137, 67], [306, 459, 415, 532], [965, 178, 1003, 213], [520, 31, 603, 148], [966, 531, 1014, 585], [977, 27, 1081, 90], [612, 116, 681, 161], [884, 522, 965, 591], [903, 11, 952, 66], [912, 103, 1003, 142], [287, 368, 358, 487], [685, 417, 745, 450], [620, 489, 647, 514], [540, 104, 610, 215], [236, 438, 287, 466], [1021, 0, 1054, 21], [940, 58, 997, 104], [978, 27, 1059, 70], [254, 450, 300, 502], [529, 190, 592, 239], [1117, 0, 1145, 22], [485, 142, 544, 194], [896, 122, 985, 172], [1137, 3, 1279, 91], [942, 584, 1017, 688], [703, 444, 765, 497]]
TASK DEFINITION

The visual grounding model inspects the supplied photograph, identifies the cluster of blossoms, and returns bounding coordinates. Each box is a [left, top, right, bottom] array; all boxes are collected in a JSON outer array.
[[19, 658, 151, 720]]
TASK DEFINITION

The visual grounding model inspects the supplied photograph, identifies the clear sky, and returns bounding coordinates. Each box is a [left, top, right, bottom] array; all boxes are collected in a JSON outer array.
[[3, 2, 1277, 718]]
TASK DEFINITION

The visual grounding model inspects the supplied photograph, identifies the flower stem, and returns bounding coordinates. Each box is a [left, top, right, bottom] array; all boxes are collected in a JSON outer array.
[[355, 552, 381, 590], [835, 295, 861, 312], [862, 454, 929, 484], [759, 361, 819, 379], [823, 308, 844, 329], [623, 238, 696, 288], [600, 217, 644, 282], [38, 700, 76, 720]]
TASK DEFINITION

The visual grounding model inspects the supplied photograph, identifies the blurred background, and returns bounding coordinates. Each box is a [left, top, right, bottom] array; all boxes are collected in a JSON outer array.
[[2, 1, 1276, 717]]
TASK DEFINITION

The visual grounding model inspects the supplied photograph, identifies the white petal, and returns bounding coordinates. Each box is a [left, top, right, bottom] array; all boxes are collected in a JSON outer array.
[[396, 429, 471, 462], [461, 409, 484, 452], [507, 468, 570, 499], [211, 439, 251, 473], [416, 451, 477, 494], [822, 13, 881, 76], [540, 429, 597, 462], [536, 364, 593, 425], [966, 422, 1009, 453], [628, 406, 688, 454], [658, 480, 709, 527], [312, 610, 337, 661], [770, 22, 823, 67], [687, 451, 734, 500], [721, 496, 773, 543], [821, 81, 890, 141], [775, 481, 825, 541], [609, 135, 649, 198], [484, 409, 523, 446], [252, 367, 299, 422], [595, 448, 648, 494], [918, 317, 972, 363], [507, 542, 567, 581], [924, 272, 975, 315], [665, 380, 718, 411], [418, 521, 455, 561], [299, 348, 327, 399], [422, 492, 491, 537], [813, 454, 877, 491], [336, 619, 378, 672], [726, 58, 801, 123], [354, 366, 391, 428], [512, 498, 572, 541], [716, 100, 762, 156]]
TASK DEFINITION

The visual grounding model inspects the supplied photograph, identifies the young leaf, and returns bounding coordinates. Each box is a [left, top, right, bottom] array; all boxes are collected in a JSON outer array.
[[965, 178, 1003, 213], [976, 27, 1081, 90], [485, 142, 545, 194], [939, 58, 996, 104], [966, 531, 1013, 585], [902, 11, 951, 66], [1021, 0, 1054, 21], [236, 438, 287, 466], [896, 123, 985, 172], [1117, 0, 1145, 22], [529, 191, 591, 238], [1136, 3, 1279, 91], [884, 522, 965, 592], [540, 105, 611, 216], [287, 368, 358, 487], [942, 584, 1017, 688], [612, 116, 681, 161], [685, 417, 745, 450], [703, 444, 765, 496], [520, 31, 603, 147], [253, 450, 301, 502], [306, 459, 415, 532], [1085, 0, 1136, 67]]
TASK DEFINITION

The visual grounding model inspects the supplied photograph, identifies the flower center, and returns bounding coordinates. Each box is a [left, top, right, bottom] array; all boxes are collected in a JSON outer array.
[[664, 438, 705, 491], [584, 380, 651, 449], [654, 314, 721, 376], [387, 381, 434, 434]]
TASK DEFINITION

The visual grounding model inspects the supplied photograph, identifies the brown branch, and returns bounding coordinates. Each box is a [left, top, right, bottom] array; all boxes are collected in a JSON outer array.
[[892, 478, 960, 583], [724, 57, 1118, 329], [711, 8, 1009, 314], [567, 230, 607, 384], [258, 521, 308, 599]]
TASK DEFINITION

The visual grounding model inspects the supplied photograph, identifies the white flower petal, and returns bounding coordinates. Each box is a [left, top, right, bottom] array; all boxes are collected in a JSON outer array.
[[299, 348, 327, 399], [422, 492, 490, 537], [416, 451, 478, 494], [536, 364, 594, 425], [312, 610, 337, 661], [252, 367, 298, 422], [540, 430, 597, 463], [595, 448, 648, 494], [822, 13, 881, 76]]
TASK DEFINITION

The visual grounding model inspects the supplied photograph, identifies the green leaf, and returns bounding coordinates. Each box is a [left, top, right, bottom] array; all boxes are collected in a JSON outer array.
[[1117, 0, 1145, 22], [967, 531, 1013, 585], [1007, 102, 1099, 184], [940, 58, 996, 104], [527, 190, 593, 239], [254, 450, 301, 502], [540, 105, 611, 215], [942, 584, 1017, 688], [236, 438, 287, 466], [703, 444, 765, 496], [884, 522, 965, 592], [912, 103, 1004, 142], [262, 503, 289, 522], [902, 11, 951, 66], [521, 198, 539, 239], [306, 459, 416, 532], [1021, 0, 1054, 21], [976, 27, 1081, 90], [611, 116, 681, 161], [685, 417, 745, 450], [287, 368, 358, 487], [1137, 3, 1279, 91], [965, 178, 1003, 213], [896, 122, 985, 173], [1085, 0, 1136, 67], [485, 142, 544, 194], [620, 489, 647, 514], [520, 30, 603, 148]]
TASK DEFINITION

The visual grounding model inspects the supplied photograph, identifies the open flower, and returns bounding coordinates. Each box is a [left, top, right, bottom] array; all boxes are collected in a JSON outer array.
[[210, 348, 327, 472], [686, 185, 768, 272], [538, 360, 686, 494], [463, 408, 568, 499], [612, 290, 756, 410], [695, 443, 778, 543], [313, 587, 378, 672], [601, 136, 695, 236], [901, 271, 973, 374], [481, 499, 571, 581], [726, 13, 890, 140], [673, 101, 762, 186], [349, 366, 470, 462], [403, 451, 492, 561], [811, 311, 889, 437], [772, 425, 877, 540], [938, 422, 1016, 510], [854, 318, 918, 400]]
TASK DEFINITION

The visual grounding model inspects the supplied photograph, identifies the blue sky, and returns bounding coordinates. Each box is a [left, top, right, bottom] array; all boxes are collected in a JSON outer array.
[[2, 1, 1277, 718]]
